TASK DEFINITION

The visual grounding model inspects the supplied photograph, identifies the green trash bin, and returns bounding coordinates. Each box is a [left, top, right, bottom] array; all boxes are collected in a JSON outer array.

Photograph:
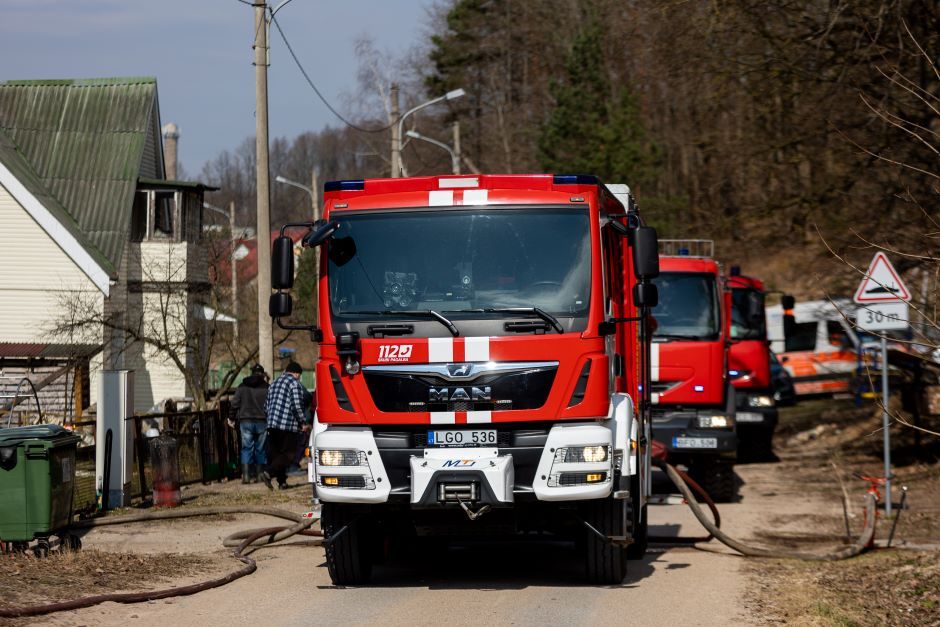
[[0, 424, 82, 545]]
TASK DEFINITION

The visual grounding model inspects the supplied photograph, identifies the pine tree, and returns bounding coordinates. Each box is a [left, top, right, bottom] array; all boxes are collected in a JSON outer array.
[[538, 22, 658, 187]]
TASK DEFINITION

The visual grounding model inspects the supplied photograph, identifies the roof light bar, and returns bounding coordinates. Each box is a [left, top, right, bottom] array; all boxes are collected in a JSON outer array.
[[324, 179, 365, 192], [553, 174, 600, 185]]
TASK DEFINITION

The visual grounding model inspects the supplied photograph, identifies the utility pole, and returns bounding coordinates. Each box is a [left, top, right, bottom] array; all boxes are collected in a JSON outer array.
[[229, 200, 239, 341], [310, 168, 320, 220], [452, 121, 462, 175], [390, 83, 401, 178], [254, 1, 273, 374]]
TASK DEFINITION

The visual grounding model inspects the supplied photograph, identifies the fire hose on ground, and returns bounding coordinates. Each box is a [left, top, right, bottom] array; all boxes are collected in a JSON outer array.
[[0, 506, 322, 619], [0, 462, 879, 619], [653, 459, 878, 560]]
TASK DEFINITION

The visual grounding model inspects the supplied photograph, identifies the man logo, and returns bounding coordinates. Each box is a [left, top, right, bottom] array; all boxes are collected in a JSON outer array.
[[441, 459, 476, 467], [447, 363, 472, 377], [429, 387, 492, 402]]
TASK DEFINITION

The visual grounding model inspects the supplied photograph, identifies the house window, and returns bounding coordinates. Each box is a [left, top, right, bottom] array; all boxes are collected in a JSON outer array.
[[153, 191, 176, 239]]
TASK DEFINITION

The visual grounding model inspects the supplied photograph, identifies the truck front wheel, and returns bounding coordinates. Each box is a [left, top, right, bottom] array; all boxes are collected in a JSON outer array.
[[322, 503, 373, 585], [583, 497, 629, 585], [689, 459, 736, 503]]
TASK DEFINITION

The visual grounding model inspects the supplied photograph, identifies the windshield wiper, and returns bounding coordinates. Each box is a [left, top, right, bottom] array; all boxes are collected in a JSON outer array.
[[653, 333, 710, 341], [484, 307, 564, 334], [343, 310, 459, 337]]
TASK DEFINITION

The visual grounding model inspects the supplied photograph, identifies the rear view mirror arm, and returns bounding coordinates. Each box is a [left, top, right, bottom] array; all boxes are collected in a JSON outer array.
[[274, 317, 323, 343]]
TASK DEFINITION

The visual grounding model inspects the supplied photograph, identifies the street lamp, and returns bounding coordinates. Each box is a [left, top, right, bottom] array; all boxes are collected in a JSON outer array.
[[203, 202, 240, 340], [405, 130, 460, 175], [275, 174, 318, 220], [395, 88, 466, 177]]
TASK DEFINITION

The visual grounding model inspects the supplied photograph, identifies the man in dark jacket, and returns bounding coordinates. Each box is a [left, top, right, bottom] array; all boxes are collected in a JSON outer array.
[[231, 364, 269, 483]]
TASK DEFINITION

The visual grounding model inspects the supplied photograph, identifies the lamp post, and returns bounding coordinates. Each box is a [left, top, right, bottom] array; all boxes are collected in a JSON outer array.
[[203, 202, 239, 339], [393, 88, 466, 178], [405, 130, 460, 175], [275, 173, 318, 220]]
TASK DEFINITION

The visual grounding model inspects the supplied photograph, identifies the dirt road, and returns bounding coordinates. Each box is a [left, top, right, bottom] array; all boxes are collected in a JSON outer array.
[[35, 456, 852, 627]]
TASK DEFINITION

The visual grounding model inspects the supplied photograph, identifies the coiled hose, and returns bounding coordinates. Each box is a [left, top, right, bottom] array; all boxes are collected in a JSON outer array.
[[0, 506, 322, 619], [657, 460, 878, 561]]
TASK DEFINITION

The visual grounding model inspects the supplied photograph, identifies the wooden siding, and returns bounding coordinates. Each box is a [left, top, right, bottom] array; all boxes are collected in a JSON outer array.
[[0, 183, 103, 342]]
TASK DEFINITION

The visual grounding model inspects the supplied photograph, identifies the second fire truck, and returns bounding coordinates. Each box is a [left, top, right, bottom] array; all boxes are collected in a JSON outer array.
[[648, 240, 737, 502]]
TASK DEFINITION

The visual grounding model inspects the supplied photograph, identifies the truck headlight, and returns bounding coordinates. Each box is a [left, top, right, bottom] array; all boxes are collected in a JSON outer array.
[[697, 413, 733, 428], [748, 395, 774, 408], [318, 449, 363, 466], [554, 445, 609, 463]]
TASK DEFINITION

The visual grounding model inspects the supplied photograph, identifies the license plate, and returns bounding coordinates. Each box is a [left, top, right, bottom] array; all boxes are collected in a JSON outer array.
[[427, 430, 497, 447], [673, 437, 717, 449], [736, 412, 764, 423]]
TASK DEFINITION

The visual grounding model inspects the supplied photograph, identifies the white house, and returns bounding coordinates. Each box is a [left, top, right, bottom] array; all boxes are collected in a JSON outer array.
[[0, 77, 215, 419]]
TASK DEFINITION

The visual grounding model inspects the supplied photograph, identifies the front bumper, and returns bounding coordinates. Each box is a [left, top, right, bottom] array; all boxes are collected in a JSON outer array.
[[651, 409, 737, 461], [312, 422, 622, 506]]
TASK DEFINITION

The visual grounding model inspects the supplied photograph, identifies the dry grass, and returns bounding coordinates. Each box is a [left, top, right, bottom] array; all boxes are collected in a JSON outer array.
[[748, 550, 940, 626], [746, 399, 940, 625], [0, 548, 218, 612]]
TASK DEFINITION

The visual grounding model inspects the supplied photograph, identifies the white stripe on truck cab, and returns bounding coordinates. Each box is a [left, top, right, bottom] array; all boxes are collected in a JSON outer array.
[[428, 337, 453, 362], [650, 343, 660, 382], [465, 336, 490, 361]]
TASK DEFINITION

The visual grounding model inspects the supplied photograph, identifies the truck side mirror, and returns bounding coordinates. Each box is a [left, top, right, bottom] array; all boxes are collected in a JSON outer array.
[[272, 236, 295, 289], [781, 294, 796, 339], [634, 282, 658, 308], [632, 226, 659, 280], [269, 292, 293, 317], [302, 221, 340, 248]]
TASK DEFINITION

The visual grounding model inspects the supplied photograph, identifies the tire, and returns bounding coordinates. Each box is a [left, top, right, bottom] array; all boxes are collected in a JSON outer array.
[[60, 533, 82, 552], [583, 498, 629, 585], [626, 503, 648, 559], [690, 459, 736, 503], [33, 538, 50, 558], [626, 472, 647, 560], [322, 503, 372, 585]]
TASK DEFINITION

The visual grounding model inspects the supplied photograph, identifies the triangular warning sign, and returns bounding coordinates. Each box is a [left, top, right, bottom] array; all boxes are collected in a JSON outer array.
[[853, 252, 911, 303]]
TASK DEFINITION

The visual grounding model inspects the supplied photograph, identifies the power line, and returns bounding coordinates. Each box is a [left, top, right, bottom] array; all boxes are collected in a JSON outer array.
[[269, 14, 398, 133]]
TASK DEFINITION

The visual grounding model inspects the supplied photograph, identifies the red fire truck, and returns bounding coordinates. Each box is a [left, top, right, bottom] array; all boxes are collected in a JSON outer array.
[[648, 240, 737, 502], [269, 174, 660, 585], [726, 266, 777, 459]]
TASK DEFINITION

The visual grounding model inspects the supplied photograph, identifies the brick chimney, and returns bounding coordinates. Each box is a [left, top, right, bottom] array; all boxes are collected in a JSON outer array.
[[162, 122, 180, 180]]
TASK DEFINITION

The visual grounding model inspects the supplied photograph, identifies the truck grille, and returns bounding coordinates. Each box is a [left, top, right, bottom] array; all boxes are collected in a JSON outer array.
[[363, 362, 557, 413]]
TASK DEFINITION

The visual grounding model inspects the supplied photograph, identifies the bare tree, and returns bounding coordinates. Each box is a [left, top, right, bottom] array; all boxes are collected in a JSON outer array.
[[49, 232, 258, 412]]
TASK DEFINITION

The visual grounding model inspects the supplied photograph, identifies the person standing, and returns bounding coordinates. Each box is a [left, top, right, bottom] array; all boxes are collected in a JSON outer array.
[[263, 361, 310, 490], [231, 364, 269, 484]]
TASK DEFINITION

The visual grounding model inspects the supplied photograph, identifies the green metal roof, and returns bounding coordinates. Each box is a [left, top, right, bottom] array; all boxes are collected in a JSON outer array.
[[0, 128, 114, 275], [0, 77, 160, 269]]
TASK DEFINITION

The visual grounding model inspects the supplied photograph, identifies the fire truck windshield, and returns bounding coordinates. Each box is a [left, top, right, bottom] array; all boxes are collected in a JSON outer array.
[[327, 207, 591, 320], [651, 272, 721, 340]]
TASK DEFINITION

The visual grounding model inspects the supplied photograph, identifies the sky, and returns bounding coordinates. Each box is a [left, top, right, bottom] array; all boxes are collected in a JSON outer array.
[[0, 0, 433, 173]]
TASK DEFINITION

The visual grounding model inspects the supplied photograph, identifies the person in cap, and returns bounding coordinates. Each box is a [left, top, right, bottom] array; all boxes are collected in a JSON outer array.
[[262, 361, 310, 489], [231, 364, 270, 483]]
